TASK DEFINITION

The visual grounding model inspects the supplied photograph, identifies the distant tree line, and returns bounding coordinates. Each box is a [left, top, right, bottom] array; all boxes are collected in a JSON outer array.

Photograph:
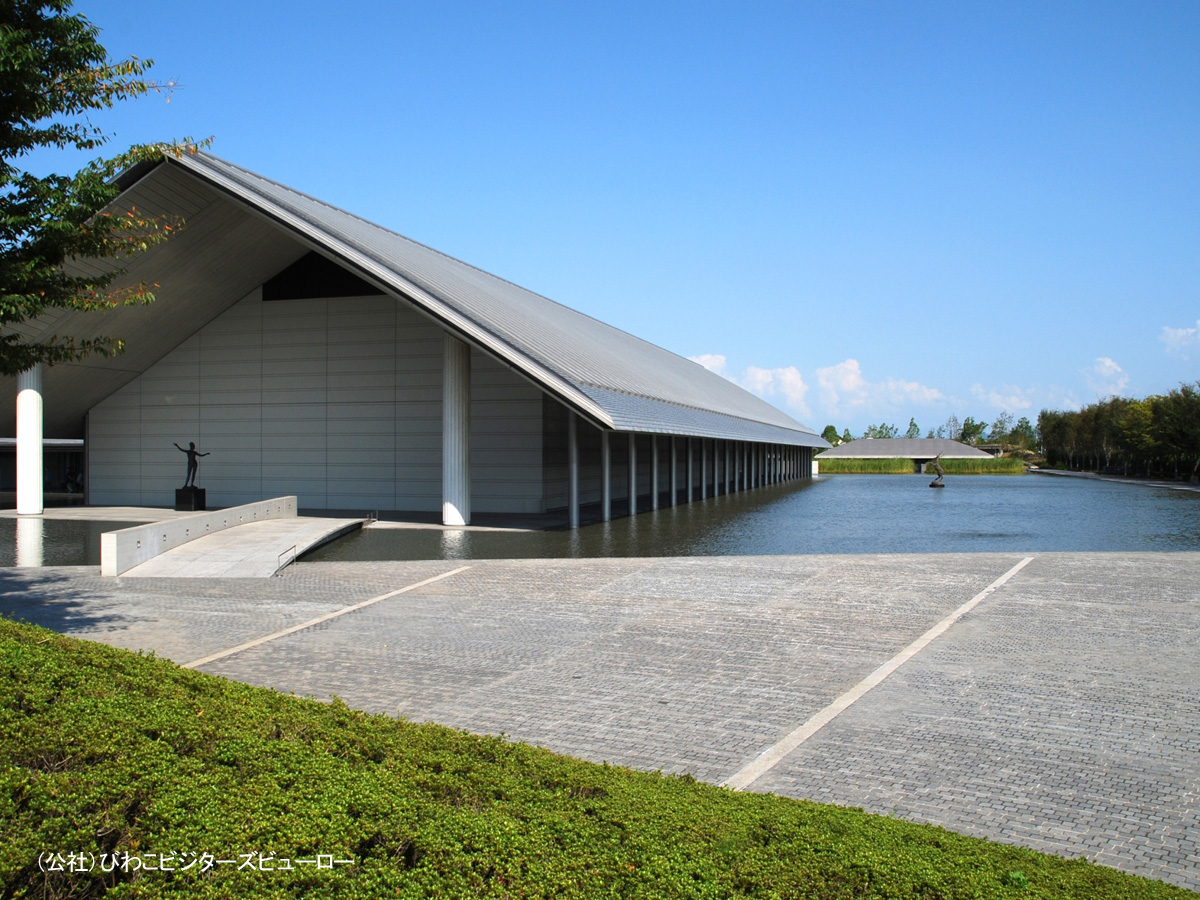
[[1038, 383, 1200, 476], [821, 413, 1036, 453]]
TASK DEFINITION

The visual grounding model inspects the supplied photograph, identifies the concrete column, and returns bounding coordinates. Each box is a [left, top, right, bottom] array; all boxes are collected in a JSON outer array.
[[442, 336, 471, 525], [651, 435, 659, 510], [670, 436, 677, 506], [567, 412, 579, 529], [725, 441, 731, 494], [17, 363, 44, 517], [601, 430, 611, 522], [686, 438, 694, 502], [628, 432, 637, 516], [700, 439, 707, 500]]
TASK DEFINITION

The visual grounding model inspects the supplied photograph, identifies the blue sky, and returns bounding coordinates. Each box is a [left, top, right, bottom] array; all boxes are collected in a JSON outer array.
[[30, 1, 1200, 436]]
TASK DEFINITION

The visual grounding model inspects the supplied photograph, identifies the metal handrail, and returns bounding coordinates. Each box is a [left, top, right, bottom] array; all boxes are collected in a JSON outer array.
[[275, 544, 297, 575]]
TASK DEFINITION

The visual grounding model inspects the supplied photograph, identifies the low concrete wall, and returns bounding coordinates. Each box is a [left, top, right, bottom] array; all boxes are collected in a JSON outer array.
[[101, 496, 298, 577]]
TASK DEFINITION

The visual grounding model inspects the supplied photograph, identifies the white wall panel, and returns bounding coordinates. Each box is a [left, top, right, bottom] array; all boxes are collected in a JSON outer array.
[[87, 285, 545, 513]]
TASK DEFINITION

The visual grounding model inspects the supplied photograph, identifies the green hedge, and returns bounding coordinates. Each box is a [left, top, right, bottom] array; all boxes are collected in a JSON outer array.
[[816, 457, 914, 474], [1, 617, 1188, 899]]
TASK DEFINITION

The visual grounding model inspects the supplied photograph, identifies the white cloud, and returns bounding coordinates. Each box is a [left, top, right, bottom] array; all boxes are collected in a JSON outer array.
[[1084, 356, 1129, 396], [815, 358, 943, 415], [970, 383, 1036, 411], [741, 365, 812, 417], [688, 353, 728, 376], [1160, 320, 1200, 358], [689, 354, 811, 417]]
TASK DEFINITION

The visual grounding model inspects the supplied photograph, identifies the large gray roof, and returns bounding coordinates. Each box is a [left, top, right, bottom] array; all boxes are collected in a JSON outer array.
[[161, 152, 826, 447], [816, 438, 992, 459]]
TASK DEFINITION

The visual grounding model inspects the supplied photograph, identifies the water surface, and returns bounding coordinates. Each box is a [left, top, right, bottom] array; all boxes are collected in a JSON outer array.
[[303, 474, 1200, 561], [0, 519, 148, 566]]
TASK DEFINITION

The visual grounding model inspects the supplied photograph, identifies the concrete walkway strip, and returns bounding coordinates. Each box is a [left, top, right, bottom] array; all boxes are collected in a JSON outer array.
[[723, 555, 1035, 791], [182, 566, 473, 670]]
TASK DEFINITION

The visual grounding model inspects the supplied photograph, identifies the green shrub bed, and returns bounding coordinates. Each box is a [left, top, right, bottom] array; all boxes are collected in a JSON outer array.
[[1, 617, 1190, 899]]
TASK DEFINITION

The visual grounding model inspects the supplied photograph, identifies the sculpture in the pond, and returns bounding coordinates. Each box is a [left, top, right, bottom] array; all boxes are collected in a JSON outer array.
[[929, 453, 945, 488]]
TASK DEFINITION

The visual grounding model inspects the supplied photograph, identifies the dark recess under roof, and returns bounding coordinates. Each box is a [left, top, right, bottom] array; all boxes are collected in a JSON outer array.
[[263, 251, 385, 301]]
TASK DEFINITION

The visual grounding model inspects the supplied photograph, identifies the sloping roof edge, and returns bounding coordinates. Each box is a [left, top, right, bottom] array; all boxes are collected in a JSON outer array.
[[156, 153, 828, 448], [162, 154, 617, 431]]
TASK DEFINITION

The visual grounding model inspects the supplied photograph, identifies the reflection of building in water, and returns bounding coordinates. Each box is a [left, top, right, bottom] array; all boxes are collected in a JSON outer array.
[[15, 516, 43, 567], [439, 528, 468, 558], [1, 153, 828, 525]]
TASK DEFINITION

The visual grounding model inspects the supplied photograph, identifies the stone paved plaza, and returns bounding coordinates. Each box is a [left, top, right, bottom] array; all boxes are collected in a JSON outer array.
[[1, 552, 1197, 891]]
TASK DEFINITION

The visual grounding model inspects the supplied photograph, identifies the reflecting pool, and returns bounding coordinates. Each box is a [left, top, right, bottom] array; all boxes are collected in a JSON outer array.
[[0, 519, 148, 567], [302, 474, 1200, 562]]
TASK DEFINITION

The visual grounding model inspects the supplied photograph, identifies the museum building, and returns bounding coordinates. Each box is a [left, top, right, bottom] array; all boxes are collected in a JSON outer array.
[[3, 152, 827, 525]]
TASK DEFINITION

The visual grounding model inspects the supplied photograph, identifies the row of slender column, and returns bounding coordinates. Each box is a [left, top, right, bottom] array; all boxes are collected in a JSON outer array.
[[563, 412, 812, 527]]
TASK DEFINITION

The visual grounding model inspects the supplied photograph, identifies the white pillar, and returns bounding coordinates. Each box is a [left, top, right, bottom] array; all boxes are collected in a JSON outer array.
[[442, 335, 471, 526], [686, 438, 694, 502], [669, 436, 677, 506], [628, 432, 637, 516], [567, 412, 579, 529], [17, 363, 44, 517], [601, 430, 611, 522], [651, 436, 659, 510]]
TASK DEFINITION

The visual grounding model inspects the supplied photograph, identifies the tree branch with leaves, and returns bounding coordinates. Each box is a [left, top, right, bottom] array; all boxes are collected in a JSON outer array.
[[1, 0, 206, 376]]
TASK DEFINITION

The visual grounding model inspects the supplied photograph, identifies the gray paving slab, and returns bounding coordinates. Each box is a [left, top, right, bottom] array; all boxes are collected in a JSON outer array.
[[0, 552, 1197, 891], [752, 553, 1200, 891]]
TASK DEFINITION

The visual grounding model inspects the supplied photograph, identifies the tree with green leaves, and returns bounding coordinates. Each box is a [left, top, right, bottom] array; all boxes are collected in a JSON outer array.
[[821, 424, 840, 446], [959, 416, 986, 446], [904, 417, 920, 439], [862, 422, 899, 439], [942, 414, 960, 442], [1010, 416, 1037, 453], [988, 411, 1014, 447], [1, 0, 198, 376]]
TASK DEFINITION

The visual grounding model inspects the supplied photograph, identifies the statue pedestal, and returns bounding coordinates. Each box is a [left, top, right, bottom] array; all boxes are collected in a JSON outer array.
[[175, 487, 206, 511]]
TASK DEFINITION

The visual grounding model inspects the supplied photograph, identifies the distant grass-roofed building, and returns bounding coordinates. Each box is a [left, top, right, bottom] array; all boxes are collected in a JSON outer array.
[[815, 438, 993, 474]]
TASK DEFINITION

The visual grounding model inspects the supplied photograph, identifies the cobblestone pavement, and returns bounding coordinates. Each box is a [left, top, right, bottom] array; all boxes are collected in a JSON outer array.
[[1, 552, 1197, 890]]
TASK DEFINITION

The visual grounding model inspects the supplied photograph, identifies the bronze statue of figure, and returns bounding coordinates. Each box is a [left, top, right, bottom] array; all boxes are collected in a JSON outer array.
[[929, 453, 945, 488], [174, 442, 210, 488]]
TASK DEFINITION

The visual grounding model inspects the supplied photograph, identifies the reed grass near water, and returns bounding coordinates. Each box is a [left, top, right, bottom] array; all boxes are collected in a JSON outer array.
[[816, 457, 1025, 475]]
